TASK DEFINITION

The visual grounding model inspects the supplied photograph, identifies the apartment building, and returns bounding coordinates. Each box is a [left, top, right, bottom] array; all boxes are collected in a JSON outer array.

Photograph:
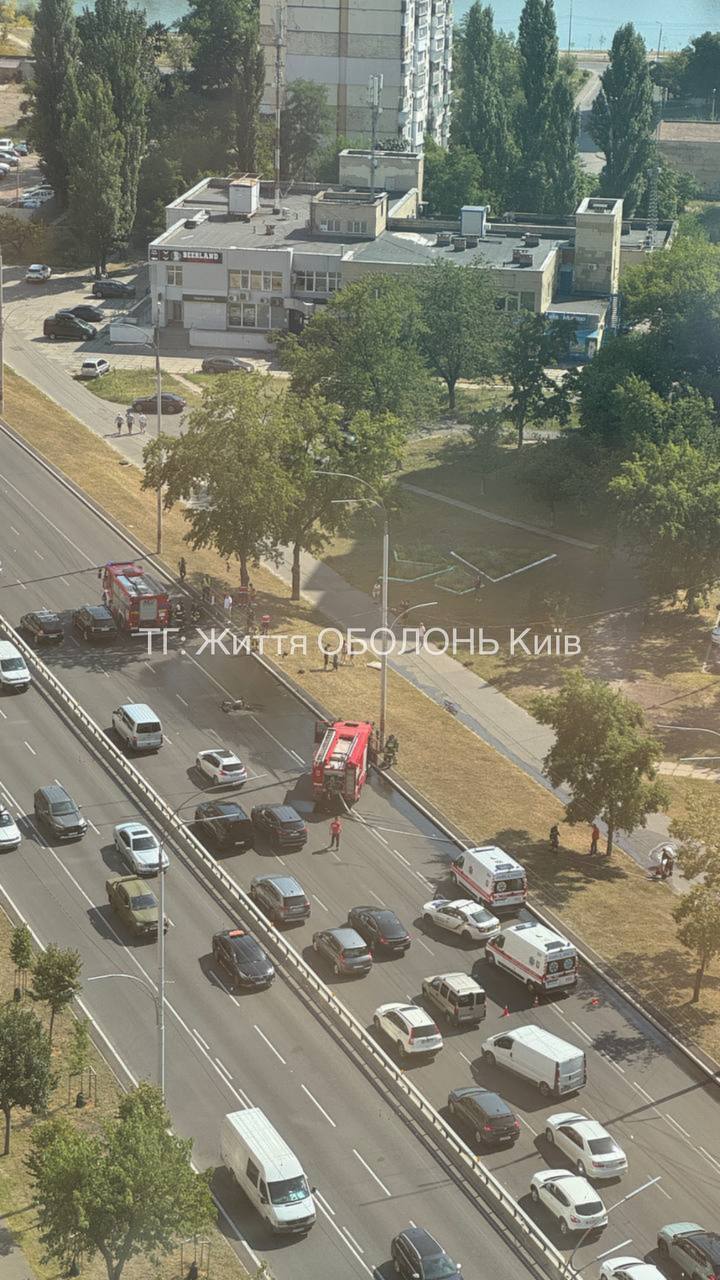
[[259, 0, 452, 149]]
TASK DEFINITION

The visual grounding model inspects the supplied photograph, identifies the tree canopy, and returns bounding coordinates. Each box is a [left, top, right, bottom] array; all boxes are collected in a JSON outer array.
[[180, 0, 264, 169], [0, 1003, 55, 1155], [31, 945, 82, 1044], [501, 313, 575, 447], [67, 74, 124, 276], [414, 260, 502, 408], [451, 2, 512, 206], [590, 24, 654, 213], [27, 0, 79, 201], [280, 80, 332, 180], [673, 886, 720, 1003]]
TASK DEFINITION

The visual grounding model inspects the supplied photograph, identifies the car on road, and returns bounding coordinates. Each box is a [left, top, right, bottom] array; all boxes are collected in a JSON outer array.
[[106, 875, 166, 936], [421, 972, 486, 1026], [25, 263, 52, 282], [313, 926, 372, 977], [113, 822, 169, 876], [347, 905, 410, 955], [373, 1003, 443, 1059], [390, 1227, 462, 1280], [195, 747, 248, 786], [251, 803, 307, 850], [0, 809, 21, 850], [530, 1170, 608, 1236], [657, 1224, 720, 1280], [600, 1261, 665, 1280], [71, 604, 117, 641], [545, 1112, 627, 1180], [34, 783, 87, 840], [43, 313, 96, 342], [447, 1086, 520, 1147], [92, 278, 135, 298], [212, 927, 275, 990], [19, 609, 63, 643], [78, 356, 110, 379], [67, 304, 105, 322], [201, 355, 254, 374], [130, 392, 186, 416], [422, 897, 500, 943], [249, 873, 310, 925], [194, 800, 253, 850]]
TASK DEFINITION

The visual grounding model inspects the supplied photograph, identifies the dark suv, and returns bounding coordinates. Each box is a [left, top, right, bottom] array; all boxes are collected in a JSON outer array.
[[251, 804, 307, 850], [43, 313, 96, 341], [194, 800, 253, 850], [33, 784, 87, 840], [71, 604, 117, 641], [249, 874, 310, 925], [447, 1087, 519, 1147], [91, 278, 135, 298], [211, 927, 275, 990], [391, 1228, 462, 1280], [312, 927, 372, 977]]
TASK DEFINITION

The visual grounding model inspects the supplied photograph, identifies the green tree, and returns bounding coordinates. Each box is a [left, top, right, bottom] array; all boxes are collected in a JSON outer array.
[[142, 375, 294, 587], [67, 1017, 92, 1080], [576, 330, 676, 441], [519, 435, 600, 524], [600, 376, 717, 452], [28, 1083, 214, 1280], [609, 439, 720, 610], [621, 234, 720, 326], [673, 886, 720, 1003], [276, 275, 438, 422], [590, 24, 654, 213], [414, 260, 501, 409], [670, 788, 720, 885], [31, 945, 82, 1045], [0, 1003, 54, 1155], [27, 0, 79, 203], [531, 671, 669, 855], [422, 137, 486, 218], [280, 80, 331, 180], [468, 408, 512, 495], [501, 313, 574, 448], [67, 74, 124, 276], [515, 0, 576, 213], [9, 923, 33, 993], [451, 2, 512, 204], [133, 146, 182, 242], [180, 0, 264, 170], [681, 31, 720, 108], [543, 74, 579, 213]]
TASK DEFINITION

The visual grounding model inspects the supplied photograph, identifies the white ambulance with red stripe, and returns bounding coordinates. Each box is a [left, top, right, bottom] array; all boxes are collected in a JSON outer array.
[[449, 845, 527, 912], [486, 921, 578, 994]]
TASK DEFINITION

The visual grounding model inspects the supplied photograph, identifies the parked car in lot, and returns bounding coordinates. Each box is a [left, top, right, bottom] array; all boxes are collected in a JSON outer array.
[[249, 874, 310, 925], [113, 821, 168, 876], [44, 313, 96, 342], [71, 604, 117, 641], [347, 905, 410, 954], [251, 803, 307, 850], [530, 1170, 607, 1236], [34, 783, 87, 840], [130, 392, 186, 416], [106, 875, 166, 936], [391, 1228, 462, 1280], [68, 304, 105, 322], [657, 1224, 720, 1280], [0, 808, 21, 850], [25, 263, 52, 282], [196, 747, 247, 786], [78, 356, 110, 379], [212, 927, 275, 990], [19, 609, 63, 643], [13, 141, 28, 156], [447, 1086, 519, 1147], [92, 278, 135, 298], [0, 152, 19, 167], [544, 1112, 627, 1180], [201, 355, 254, 374], [373, 1003, 443, 1059], [193, 800, 253, 850], [312, 926, 372, 977], [422, 897, 500, 943]]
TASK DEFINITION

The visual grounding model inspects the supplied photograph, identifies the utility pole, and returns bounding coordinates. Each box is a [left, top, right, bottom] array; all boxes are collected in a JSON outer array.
[[274, 2, 285, 207], [567, 0, 573, 52], [368, 73, 383, 197], [154, 292, 164, 555], [656, 22, 663, 61]]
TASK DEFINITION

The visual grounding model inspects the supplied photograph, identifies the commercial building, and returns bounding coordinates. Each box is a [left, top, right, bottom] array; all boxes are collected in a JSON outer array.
[[148, 154, 673, 359], [259, 0, 452, 149]]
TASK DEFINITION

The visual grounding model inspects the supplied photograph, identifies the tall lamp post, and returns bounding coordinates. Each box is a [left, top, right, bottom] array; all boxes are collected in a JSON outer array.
[[657, 723, 720, 765], [120, 292, 165, 554], [87, 972, 164, 1089], [567, 1176, 661, 1272]]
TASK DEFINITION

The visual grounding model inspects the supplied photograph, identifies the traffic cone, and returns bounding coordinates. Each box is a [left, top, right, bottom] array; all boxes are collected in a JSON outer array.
[[532, 994, 540, 1007], [500, 1005, 510, 1017], [590, 997, 601, 1007]]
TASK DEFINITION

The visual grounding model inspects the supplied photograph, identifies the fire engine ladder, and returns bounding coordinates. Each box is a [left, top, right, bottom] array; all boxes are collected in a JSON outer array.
[[328, 734, 358, 767]]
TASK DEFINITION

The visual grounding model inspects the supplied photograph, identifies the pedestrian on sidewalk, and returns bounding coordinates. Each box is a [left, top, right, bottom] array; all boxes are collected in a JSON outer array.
[[371, 580, 381, 602], [417, 622, 427, 652], [178, 556, 187, 583], [332, 651, 339, 671], [329, 817, 342, 850], [115, 413, 124, 435], [126, 410, 134, 434], [138, 413, 147, 434], [223, 592, 233, 617], [589, 822, 600, 856]]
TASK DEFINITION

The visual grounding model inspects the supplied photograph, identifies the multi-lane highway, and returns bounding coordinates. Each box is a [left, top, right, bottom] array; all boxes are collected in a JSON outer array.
[[1, 426, 720, 1278]]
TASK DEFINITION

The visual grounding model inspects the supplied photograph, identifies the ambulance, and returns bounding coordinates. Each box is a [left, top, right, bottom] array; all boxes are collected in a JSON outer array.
[[449, 845, 527, 912], [486, 921, 578, 994]]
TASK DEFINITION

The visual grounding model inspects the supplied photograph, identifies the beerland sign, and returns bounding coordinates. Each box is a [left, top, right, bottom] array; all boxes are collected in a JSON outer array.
[[150, 247, 223, 264]]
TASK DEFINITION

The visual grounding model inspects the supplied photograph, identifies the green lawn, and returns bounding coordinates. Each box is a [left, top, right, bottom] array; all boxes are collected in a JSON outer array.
[[83, 368, 200, 405]]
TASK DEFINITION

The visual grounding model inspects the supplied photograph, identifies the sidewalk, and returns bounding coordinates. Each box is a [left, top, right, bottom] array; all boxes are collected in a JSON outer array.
[[0, 1220, 39, 1280]]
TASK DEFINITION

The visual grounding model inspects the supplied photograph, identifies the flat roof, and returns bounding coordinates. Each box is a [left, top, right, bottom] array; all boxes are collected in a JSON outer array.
[[348, 230, 559, 271], [153, 193, 346, 256], [547, 298, 609, 317]]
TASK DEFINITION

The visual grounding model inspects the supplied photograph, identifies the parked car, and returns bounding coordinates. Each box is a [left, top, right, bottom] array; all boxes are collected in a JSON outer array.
[[373, 1003, 443, 1059], [201, 355, 254, 374], [193, 800, 253, 851], [78, 357, 110, 379], [447, 1086, 520, 1147], [196, 747, 247, 786], [34, 783, 87, 840], [657, 1224, 720, 1280], [71, 604, 117, 641], [25, 263, 52, 283], [19, 609, 63, 643], [0, 165, 10, 178], [0, 152, 19, 167], [106, 875, 166, 936], [530, 1170, 607, 1236], [422, 897, 500, 943], [113, 821, 168, 876], [67, 304, 105, 322], [212, 927, 275, 990], [249, 874, 310, 925], [0, 137, 16, 150], [13, 141, 29, 156], [251, 803, 307, 850], [130, 392, 186, 416], [600, 1260, 665, 1280], [92, 278, 135, 298], [545, 1112, 627, 1180], [43, 313, 96, 342], [0, 809, 21, 850], [312, 926, 372, 977], [347, 905, 410, 955], [391, 1228, 462, 1280]]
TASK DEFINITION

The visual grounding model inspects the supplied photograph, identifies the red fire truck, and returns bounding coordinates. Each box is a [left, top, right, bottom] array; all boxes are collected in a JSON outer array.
[[312, 720, 374, 807], [102, 561, 171, 631]]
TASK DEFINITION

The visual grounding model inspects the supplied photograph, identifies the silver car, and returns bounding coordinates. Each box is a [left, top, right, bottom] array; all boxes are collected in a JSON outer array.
[[113, 822, 169, 877]]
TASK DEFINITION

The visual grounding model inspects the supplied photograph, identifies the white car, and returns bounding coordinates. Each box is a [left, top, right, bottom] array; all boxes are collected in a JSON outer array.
[[196, 748, 248, 785], [25, 263, 52, 282], [530, 1170, 608, 1236], [600, 1260, 665, 1280], [545, 1112, 627, 1180], [113, 822, 169, 877], [78, 357, 110, 380], [373, 1002, 443, 1059], [0, 808, 21, 850], [422, 897, 500, 943]]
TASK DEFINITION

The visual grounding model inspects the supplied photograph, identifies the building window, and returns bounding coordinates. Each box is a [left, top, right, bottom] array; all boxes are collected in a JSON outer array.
[[496, 291, 537, 314], [294, 270, 340, 294], [520, 290, 535, 310], [166, 264, 183, 286], [228, 269, 283, 292], [349, 220, 367, 235]]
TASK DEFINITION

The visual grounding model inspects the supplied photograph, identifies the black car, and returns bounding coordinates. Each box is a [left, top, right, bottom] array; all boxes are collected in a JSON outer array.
[[33, 783, 87, 840], [391, 1228, 462, 1280], [43, 313, 96, 341], [201, 355, 254, 374], [67, 304, 105, 322], [249, 874, 310, 925], [20, 609, 63, 643], [251, 804, 307, 850], [194, 800, 253, 850], [447, 1087, 520, 1147], [71, 604, 117, 641], [130, 393, 186, 416], [92, 278, 135, 298], [347, 906, 411, 955], [212, 927, 275, 990]]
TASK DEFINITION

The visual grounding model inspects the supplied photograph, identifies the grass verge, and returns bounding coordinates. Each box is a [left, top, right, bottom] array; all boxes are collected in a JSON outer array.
[[83, 368, 200, 406], [0, 904, 247, 1280], [3, 365, 720, 1064]]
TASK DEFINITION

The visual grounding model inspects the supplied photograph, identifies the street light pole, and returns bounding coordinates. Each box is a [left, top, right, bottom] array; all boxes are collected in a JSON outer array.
[[0, 243, 5, 417], [87, 972, 163, 1088], [154, 294, 164, 556], [379, 508, 389, 749], [568, 1176, 661, 1272]]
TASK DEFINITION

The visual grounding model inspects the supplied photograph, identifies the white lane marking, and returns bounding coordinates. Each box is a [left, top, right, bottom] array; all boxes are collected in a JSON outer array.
[[209, 970, 240, 1007], [599, 1051, 625, 1075], [290, 749, 304, 764], [0, 471, 95, 563], [550, 1004, 572, 1027], [23, 740, 36, 755], [215, 1057, 233, 1080], [368, 889, 384, 905], [570, 1019, 593, 1044], [0, 708, 6, 719], [59, 576, 70, 588], [214, 1196, 261, 1269], [315, 1190, 335, 1216], [409, 1220, 417, 1229], [17, 581, 26, 590], [33, 549, 43, 560], [144, 661, 154, 673], [415, 937, 434, 955], [254, 1024, 287, 1065], [301, 1083, 336, 1127], [519, 1115, 538, 1137], [315, 1200, 370, 1275], [373, 831, 389, 847], [164, 734, 172, 745], [632, 1081, 654, 1103], [699, 1145, 720, 1174], [176, 694, 188, 707], [331, 851, 341, 864], [312, 894, 328, 912], [87, 819, 100, 835], [342, 1228, 364, 1255], [597, 1241, 632, 1261], [666, 1115, 690, 1138], [192, 1027, 209, 1051], [207, 727, 222, 743], [656, 1183, 672, 1200], [459, 1051, 472, 1065], [275, 854, 286, 867], [393, 849, 411, 867], [353, 1149, 391, 1197], [9, 525, 20, 536]]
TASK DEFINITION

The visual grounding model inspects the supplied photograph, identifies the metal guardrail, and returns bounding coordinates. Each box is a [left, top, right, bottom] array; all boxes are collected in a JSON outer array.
[[0, 612, 573, 1280]]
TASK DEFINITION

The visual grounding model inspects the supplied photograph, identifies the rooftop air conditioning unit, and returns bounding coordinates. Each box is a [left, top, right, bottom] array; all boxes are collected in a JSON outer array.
[[512, 248, 533, 266], [522, 233, 540, 247]]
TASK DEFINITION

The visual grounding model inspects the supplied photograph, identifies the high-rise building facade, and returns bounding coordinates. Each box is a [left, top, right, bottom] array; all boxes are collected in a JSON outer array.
[[260, 0, 452, 151]]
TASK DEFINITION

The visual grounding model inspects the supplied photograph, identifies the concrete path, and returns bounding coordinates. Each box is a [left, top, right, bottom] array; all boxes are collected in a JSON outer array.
[[0, 1220, 39, 1280]]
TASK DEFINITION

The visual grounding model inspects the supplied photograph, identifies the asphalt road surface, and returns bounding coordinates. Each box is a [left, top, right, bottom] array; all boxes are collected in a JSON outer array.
[[1, 428, 720, 1278]]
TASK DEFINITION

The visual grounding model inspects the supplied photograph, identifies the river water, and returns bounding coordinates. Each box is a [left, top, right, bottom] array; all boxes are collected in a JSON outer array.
[[91, 0, 720, 51]]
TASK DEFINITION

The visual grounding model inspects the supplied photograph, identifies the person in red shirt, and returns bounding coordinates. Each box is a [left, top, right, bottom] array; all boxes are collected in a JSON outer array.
[[329, 817, 342, 850], [590, 823, 600, 856]]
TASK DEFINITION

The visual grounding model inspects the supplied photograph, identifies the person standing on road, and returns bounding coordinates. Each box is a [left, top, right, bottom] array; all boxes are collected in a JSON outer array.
[[115, 413, 124, 435], [138, 413, 147, 434], [590, 822, 600, 856], [223, 593, 233, 617], [329, 817, 342, 851]]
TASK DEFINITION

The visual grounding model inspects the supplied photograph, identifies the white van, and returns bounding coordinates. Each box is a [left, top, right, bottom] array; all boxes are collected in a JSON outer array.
[[481, 1024, 586, 1097], [450, 845, 527, 911], [0, 640, 31, 692], [220, 1108, 316, 1234], [112, 703, 163, 752], [486, 921, 578, 994]]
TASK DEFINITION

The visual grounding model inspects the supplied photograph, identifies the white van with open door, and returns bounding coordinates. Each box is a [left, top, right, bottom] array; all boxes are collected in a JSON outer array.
[[486, 921, 578, 994], [481, 1024, 587, 1097], [450, 845, 527, 911]]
